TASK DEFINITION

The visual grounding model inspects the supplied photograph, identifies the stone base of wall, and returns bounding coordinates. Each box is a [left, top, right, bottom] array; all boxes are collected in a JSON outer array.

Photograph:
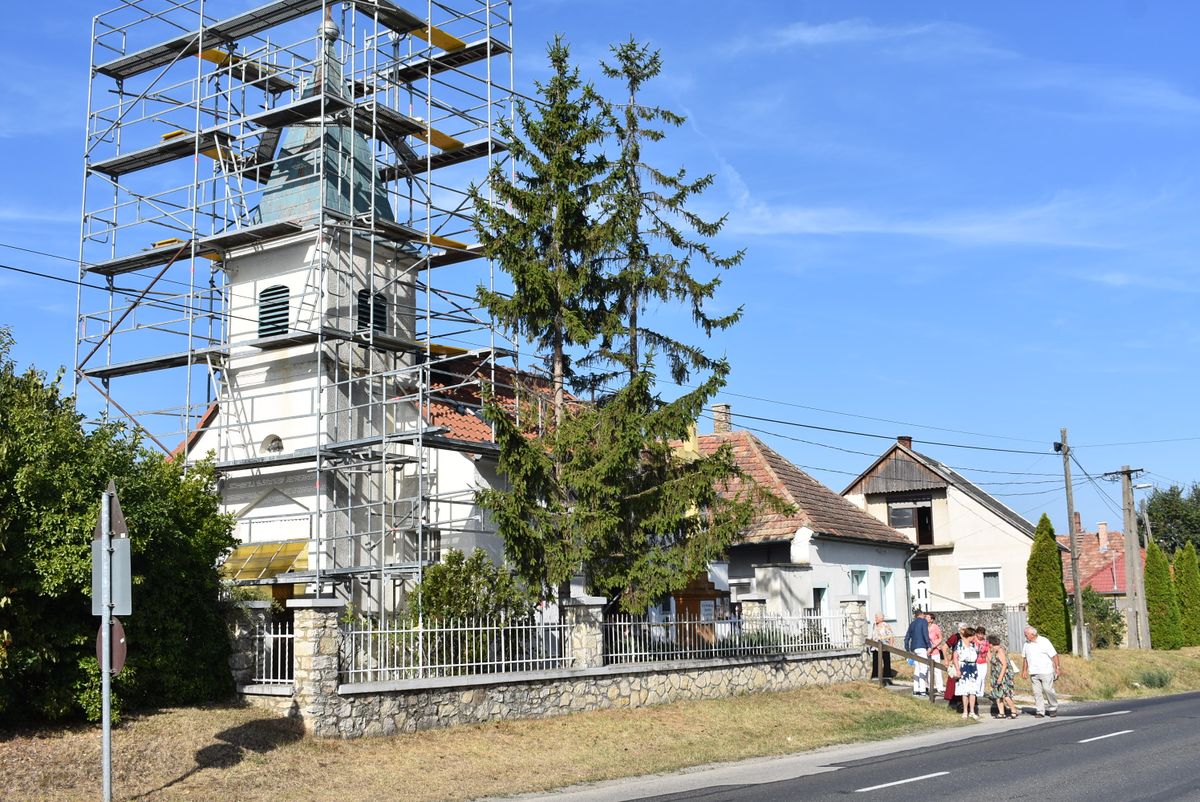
[[301, 651, 868, 739]]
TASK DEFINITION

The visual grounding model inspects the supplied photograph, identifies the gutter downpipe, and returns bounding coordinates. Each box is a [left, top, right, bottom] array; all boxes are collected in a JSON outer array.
[[904, 544, 919, 622]]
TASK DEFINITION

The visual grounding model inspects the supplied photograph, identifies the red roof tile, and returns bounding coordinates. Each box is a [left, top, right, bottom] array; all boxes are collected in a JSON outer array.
[[1057, 530, 1146, 595], [697, 430, 911, 547]]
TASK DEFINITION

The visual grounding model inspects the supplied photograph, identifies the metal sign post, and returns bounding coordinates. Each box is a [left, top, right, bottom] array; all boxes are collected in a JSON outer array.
[[92, 480, 129, 802]]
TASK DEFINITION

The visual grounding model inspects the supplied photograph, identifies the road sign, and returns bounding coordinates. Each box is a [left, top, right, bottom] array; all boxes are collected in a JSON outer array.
[[92, 539, 132, 616], [96, 618, 127, 674]]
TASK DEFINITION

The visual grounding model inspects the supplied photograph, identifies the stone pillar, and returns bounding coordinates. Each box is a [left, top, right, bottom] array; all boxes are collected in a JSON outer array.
[[840, 596, 868, 648], [227, 600, 272, 689], [564, 598, 606, 669], [288, 597, 345, 736]]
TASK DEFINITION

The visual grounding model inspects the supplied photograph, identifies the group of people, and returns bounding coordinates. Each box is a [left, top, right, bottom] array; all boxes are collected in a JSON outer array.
[[871, 610, 1062, 720]]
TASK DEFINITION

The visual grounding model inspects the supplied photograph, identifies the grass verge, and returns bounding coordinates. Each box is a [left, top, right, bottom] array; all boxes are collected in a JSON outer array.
[[1054, 645, 1200, 700], [3, 683, 961, 802]]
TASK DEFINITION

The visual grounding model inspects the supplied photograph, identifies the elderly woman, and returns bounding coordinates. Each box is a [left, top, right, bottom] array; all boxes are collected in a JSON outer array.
[[942, 622, 968, 712], [870, 613, 895, 684]]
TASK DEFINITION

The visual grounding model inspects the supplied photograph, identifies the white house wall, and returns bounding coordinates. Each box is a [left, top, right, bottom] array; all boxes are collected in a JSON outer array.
[[935, 486, 1031, 610]]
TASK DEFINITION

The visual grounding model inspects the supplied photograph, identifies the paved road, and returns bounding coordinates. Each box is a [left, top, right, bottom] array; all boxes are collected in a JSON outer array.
[[505, 692, 1200, 802]]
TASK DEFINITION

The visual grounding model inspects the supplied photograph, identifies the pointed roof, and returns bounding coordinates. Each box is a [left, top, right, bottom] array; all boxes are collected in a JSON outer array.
[[842, 440, 1035, 538], [259, 22, 393, 223], [697, 430, 911, 547], [1057, 529, 1146, 595]]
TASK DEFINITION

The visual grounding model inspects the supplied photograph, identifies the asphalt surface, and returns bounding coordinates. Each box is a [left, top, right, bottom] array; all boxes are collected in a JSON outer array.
[[503, 692, 1200, 802]]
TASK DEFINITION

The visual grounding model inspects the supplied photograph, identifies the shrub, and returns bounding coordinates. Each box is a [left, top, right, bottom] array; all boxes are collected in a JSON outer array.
[[1173, 542, 1200, 647], [1145, 541, 1182, 650], [1080, 586, 1126, 649], [1137, 668, 1172, 689], [1027, 514, 1071, 653]]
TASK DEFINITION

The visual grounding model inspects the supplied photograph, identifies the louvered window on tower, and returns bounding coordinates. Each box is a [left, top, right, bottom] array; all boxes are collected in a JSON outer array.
[[258, 285, 290, 337], [356, 290, 388, 333]]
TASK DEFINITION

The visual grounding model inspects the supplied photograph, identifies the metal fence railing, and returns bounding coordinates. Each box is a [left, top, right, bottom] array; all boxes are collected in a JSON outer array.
[[603, 613, 851, 665], [252, 621, 295, 685], [341, 616, 574, 684]]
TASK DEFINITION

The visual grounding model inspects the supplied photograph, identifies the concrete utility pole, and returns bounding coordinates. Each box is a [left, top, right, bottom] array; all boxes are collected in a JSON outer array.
[[1056, 429, 1089, 659], [1107, 466, 1150, 649]]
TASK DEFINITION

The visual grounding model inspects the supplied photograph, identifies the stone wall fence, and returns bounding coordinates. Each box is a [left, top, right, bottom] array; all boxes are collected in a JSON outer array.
[[234, 597, 872, 738]]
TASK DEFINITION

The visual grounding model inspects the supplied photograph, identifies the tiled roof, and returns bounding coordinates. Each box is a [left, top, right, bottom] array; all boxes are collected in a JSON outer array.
[[697, 430, 912, 547], [1057, 530, 1145, 595], [425, 355, 561, 444]]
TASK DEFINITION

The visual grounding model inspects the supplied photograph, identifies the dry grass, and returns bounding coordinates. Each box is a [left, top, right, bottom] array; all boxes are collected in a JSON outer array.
[[1054, 645, 1200, 700], [3, 683, 961, 802]]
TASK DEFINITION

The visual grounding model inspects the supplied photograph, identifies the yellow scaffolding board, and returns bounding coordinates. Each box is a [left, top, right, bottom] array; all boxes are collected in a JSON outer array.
[[221, 540, 307, 582]]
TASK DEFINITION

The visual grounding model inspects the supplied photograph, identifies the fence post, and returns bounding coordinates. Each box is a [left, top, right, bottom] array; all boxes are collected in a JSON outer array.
[[227, 599, 272, 690], [564, 597, 606, 669], [840, 596, 868, 649], [287, 597, 344, 736]]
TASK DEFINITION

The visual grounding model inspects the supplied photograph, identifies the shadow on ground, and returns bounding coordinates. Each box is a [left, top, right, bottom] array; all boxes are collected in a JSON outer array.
[[132, 705, 304, 799]]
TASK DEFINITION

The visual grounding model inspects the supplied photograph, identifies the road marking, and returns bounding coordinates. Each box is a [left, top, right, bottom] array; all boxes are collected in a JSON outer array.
[[1078, 729, 1134, 743], [854, 772, 949, 793], [1069, 710, 1131, 719]]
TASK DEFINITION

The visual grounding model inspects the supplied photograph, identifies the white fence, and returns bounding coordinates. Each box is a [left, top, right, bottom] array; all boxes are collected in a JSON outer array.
[[341, 616, 574, 683], [603, 613, 852, 665], [252, 621, 295, 685]]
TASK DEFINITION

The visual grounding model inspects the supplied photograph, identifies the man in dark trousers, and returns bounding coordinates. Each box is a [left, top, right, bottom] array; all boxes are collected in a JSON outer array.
[[904, 609, 932, 696]]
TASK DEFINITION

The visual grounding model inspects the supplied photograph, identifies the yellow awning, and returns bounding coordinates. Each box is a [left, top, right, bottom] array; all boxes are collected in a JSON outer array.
[[221, 541, 307, 582]]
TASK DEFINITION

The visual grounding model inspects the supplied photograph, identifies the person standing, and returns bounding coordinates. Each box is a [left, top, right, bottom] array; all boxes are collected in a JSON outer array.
[[870, 613, 895, 684], [986, 634, 1019, 719], [1020, 626, 1061, 718], [927, 612, 945, 694], [904, 609, 932, 696], [953, 626, 982, 719]]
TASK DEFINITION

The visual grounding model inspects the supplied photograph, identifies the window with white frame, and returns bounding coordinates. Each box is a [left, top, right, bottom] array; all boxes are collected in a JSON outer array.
[[850, 568, 867, 596], [879, 571, 896, 620], [960, 567, 1002, 601]]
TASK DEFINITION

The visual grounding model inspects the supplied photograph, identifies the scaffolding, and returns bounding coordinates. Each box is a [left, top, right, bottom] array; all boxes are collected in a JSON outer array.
[[75, 0, 515, 616]]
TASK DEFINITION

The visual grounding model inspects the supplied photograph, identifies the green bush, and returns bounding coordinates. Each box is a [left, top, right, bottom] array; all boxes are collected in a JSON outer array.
[[1145, 541, 1182, 650], [1080, 587, 1126, 649], [1137, 668, 1172, 689], [1173, 542, 1200, 647], [1027, 514, 1071, 653], [0, 331, 235, 723]]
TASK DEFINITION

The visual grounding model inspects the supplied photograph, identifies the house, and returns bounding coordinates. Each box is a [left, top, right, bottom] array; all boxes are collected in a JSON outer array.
[[1058, 515, 1146, 645], [694, 413, 913, 624], [842, 436, 1036, 612]]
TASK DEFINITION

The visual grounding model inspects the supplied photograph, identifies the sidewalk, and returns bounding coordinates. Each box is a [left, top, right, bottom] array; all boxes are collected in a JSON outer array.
[[881, 676, 1074, 715]]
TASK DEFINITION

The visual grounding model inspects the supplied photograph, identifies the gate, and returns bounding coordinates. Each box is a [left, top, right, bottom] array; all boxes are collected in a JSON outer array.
[[1005, 605, 1027, 651]]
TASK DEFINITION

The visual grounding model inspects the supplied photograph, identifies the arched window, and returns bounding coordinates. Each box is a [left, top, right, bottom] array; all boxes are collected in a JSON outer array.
[[258, 285, 289, 337], [356, 289, 388, 334]]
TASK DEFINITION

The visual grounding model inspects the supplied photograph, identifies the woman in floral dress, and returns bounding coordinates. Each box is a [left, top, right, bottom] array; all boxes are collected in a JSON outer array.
[[986, 634, 1019, 719], [952, 626, 982, 720]]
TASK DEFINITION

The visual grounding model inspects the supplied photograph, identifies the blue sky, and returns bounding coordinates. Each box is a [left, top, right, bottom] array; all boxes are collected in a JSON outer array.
[[2, 1, 1199, 532]]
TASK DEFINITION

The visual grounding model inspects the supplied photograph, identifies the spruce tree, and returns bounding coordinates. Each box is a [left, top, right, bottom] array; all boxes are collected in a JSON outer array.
[[1145, 540, 1182, 649], [472, 37, 608, 425], [1026, 513, 1071, 653], [1173, 542, 1200, 647]]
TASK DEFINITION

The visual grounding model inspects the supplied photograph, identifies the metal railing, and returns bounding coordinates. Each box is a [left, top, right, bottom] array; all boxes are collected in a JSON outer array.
[[603, 613, 851, 665], [251, 621, 295, 685], [341, 616, 573, 683]]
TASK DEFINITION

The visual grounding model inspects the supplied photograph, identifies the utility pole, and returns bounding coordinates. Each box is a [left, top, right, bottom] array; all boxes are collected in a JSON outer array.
[[1106, 466, 1150, 649], [1055, 429, 1089, 658]]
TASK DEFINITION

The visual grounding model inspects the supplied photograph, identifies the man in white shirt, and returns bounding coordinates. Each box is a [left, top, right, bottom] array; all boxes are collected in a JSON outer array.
[[1020, 625, 1061, 717]]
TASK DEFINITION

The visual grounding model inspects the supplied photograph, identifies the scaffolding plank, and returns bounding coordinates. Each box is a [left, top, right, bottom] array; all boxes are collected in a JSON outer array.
[[90, 130, 233, 178], [199, 49, 295, 95], [88, 241, 197, 277], [199, 220, 305, 251], [96, 0, 326, 80], [378, 139, 502, 182], [81, 347, 224, 380], [380, 39, 511, 87], [427, 242, 484, 269], [246, 94, 353, 130], [351, 101, 424, 143], [215, 447, 318, 471]]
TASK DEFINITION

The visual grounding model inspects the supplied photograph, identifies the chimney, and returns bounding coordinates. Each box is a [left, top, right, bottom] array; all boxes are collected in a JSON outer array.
[[1098, 521, 1108, 538], [897, 435, 913, 449], [1073, 511, 1081, 533], [712, 403, 731, 434]]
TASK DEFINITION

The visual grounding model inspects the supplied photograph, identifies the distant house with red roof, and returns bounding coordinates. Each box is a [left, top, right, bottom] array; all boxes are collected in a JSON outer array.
[[693, 413, 913, 623], [1058, 515, 1145, 642]]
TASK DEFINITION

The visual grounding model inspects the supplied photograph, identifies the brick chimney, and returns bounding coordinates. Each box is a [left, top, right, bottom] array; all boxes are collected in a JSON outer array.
[[897, 435, 913, 449], [1073, 511, 1081, 533], [712, 403, 731, 434]]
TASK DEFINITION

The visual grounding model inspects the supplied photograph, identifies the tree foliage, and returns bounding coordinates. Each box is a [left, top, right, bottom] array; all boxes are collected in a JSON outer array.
[[474, 40, 769, 613], [1144, 540, 1182, 650], [1142, 483, 1200, 553], [1173, 542, 1200, 647], [409, 549, 536, 621], [1026, 514, 1071, 653], [1079, 587, 1126, 650], [0, 331, 235, 722]]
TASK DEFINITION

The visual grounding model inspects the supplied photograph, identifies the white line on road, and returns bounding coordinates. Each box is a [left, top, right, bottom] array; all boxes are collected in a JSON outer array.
[[855, 772, 949, 793], [1078, 729, 1134, 744], [1069, 710, 1131, 719]]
